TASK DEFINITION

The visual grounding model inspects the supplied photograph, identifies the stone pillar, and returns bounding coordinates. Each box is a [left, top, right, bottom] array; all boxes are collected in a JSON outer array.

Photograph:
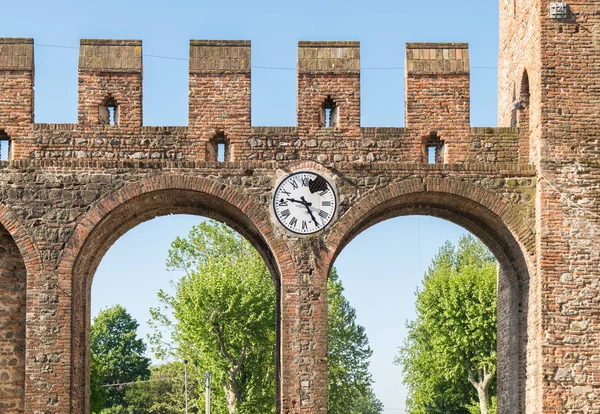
[[280, 239, 328, 413], [188, 40, 251, 161]]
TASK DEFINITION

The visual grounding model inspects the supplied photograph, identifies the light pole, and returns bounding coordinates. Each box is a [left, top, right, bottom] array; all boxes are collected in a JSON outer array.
[[205, 370, 211, 414], [183, 359, 189, 414]]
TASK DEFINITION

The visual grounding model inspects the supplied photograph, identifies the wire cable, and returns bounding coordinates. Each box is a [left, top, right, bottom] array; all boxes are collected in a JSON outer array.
[[102, 376, 184, 388], [540, 173, 600, 219], [34, 43, 500, 71]]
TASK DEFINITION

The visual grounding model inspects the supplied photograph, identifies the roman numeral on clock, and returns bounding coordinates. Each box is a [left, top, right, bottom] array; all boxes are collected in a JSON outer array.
[[289, 217, 298, 228], [281, 209, 291, 219], [322, 201, 331, 207], [318, 210, 329, 219], [302, 220, 308, 230]]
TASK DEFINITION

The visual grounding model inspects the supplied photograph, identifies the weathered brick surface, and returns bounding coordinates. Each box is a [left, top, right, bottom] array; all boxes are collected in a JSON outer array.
[[0, 26, 593, 414], [0, 225, 26, 413], [498, 1, 600, 412]]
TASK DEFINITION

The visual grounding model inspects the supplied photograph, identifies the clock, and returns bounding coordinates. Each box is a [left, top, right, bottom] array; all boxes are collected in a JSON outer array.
[[273, 171, 337, 235]]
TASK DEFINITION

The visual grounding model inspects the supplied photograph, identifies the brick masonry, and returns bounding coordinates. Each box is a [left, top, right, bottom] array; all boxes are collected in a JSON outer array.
[[0, 3, 598, 411]]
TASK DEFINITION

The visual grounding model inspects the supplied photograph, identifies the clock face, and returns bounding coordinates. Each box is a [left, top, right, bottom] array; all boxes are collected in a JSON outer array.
[[273, 171, 337, 235]]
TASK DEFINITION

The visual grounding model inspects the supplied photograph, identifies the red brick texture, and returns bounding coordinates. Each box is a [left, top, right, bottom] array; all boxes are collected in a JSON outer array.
[[0, 26, 594, 414], [0, 226, 26, 413]]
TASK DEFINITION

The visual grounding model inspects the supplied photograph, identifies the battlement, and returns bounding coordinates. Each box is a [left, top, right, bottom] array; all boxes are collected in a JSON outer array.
[[0, 38, 34, 71], [0, 38, 524, 165], [189, 40, 250, 74], [79, 39, 142, 73], [406, 42, 469, 74]]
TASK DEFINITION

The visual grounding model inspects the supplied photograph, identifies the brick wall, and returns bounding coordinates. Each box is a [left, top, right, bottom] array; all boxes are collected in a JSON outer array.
[[499, 0, 600, 412], [3, 29, 597, 413], [0, 225, 26, 413], [189, 40, 251, 161]]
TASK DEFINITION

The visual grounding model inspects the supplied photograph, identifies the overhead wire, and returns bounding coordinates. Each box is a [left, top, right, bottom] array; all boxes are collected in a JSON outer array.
[[102, 376, 185, 388], [540, 173, 600, 219], [36, 42, 600, 221], [35, 43, 500, 71]]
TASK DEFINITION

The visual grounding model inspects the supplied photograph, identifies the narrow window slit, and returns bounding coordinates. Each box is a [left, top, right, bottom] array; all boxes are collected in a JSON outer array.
[[427, 146, 437, 164], [424, 132, 445, 164], [320, 96, 338, 128], [99, 96, 118, 126], [208, 131, 230, 162], [0, 129, 11, 161], [108, 107, 116, 125], [324, 108, 332, 127], [217, 143, 225, 162]]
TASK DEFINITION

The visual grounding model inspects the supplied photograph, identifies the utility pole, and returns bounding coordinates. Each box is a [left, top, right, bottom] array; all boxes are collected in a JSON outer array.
[[205, 370, 212, 414], [183, 360, 189, 414]]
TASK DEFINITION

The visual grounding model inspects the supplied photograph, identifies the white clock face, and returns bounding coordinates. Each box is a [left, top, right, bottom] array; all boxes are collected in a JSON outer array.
[[273, 171, 337, 235]]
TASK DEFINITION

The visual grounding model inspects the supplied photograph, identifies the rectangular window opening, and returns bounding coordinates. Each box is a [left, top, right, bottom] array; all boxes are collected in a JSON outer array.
[[108, 106, 116, 125], [324, 108, 332, 127], [217, 143, 226, 162], [427, 146, 437, 164], [0, 130, 10, 161]]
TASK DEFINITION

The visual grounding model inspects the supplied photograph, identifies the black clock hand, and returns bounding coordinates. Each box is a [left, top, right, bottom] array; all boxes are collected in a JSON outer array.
[[301, 196, 319, 225], [287, 198, 312, 206]]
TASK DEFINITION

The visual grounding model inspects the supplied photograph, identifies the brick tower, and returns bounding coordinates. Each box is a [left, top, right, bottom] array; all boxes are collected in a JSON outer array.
[[499, 0, 600, 411]]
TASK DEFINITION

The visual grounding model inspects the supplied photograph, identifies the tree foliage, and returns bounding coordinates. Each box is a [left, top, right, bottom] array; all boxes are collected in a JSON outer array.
[[150, 221, 276, 414], [90, 305, 151, 411], [328, 268, 383, 414], [124, 361, 203, 413], [395, 235, 497, 414], [150, 220, 382, 413]]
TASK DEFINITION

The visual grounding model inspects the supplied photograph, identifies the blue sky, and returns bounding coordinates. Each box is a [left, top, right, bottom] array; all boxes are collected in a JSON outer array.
[[3, 0, 500, 411]]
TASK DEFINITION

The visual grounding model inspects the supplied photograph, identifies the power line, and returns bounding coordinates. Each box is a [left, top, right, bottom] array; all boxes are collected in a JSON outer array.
[[35, 43, 500, 71], [102, 375, 184, 388], [540, 173, 600, 219]]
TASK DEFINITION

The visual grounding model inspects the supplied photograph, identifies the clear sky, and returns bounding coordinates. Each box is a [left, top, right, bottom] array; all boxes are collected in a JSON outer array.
[[3, 0, 500, 412]]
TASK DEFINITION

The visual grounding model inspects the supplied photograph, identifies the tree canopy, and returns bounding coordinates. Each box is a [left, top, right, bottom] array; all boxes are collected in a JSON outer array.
[[90, 305, 151, 411], [150, 221, 276, 413], [395, 235, 497, 414], [149, 220, 382, 414], [328, 267, 382, 414]]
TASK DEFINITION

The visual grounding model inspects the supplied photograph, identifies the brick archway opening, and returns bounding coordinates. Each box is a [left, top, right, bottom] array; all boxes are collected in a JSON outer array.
[[328, 188, 533, 414], [65, 184, 284, 413]]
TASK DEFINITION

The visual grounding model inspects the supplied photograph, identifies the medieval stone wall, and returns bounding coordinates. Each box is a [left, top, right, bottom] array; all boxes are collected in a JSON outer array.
[[1, 2, 597, 409], [0, 225, 26, 413]]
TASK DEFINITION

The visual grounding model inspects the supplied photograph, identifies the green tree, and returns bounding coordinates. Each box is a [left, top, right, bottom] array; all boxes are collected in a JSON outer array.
[[90, 354, 107, 412], [328, 268, 383, 414], [395, 235, 497, 414], [150, 220, 383, 413], [150, 221, 276, 414], [124, 361, 202, 413], [348, 386, 385, 414], [91, 305, 151, 411]]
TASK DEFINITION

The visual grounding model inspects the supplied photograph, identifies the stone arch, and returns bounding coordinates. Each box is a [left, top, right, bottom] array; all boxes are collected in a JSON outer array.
[[59, 175, 291, 413], [0, 204, 42, 413], [325, 177, 535, 414]]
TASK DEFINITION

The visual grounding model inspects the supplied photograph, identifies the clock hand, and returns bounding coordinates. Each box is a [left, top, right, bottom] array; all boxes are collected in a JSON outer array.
[[286, 198, 312, 206], [301, 196, 319, 226]]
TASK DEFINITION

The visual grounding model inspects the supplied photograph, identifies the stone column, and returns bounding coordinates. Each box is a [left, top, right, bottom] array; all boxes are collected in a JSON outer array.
[[280, 238, 329, 413]]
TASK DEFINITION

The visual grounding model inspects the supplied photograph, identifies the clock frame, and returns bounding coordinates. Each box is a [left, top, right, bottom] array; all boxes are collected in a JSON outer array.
[[272, 171, 337, 235]]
